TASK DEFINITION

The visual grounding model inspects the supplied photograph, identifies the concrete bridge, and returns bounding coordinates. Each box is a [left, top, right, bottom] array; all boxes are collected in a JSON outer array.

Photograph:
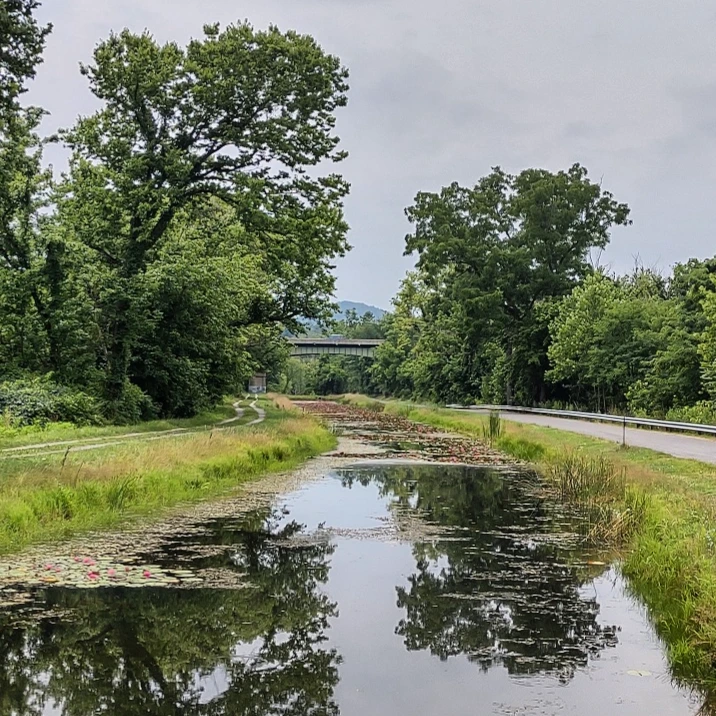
[[287, 338, 384, 358]]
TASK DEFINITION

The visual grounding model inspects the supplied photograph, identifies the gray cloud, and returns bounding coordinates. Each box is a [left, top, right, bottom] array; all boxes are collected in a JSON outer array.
[[27, 0, 716, 307]]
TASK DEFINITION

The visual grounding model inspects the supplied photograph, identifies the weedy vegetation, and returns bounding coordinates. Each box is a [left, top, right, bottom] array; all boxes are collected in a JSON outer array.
[[0, 399, 334, 554]]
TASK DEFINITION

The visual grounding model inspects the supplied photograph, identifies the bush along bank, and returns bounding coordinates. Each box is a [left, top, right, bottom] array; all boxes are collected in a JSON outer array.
[[339, 394, 716, 695], [0, 401, 335, 555]]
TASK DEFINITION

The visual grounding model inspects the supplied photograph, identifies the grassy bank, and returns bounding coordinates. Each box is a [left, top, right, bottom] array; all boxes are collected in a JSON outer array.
[[340, 394, 716, 692], [0, 398, 243, 450], [0, 399, 335, 554]]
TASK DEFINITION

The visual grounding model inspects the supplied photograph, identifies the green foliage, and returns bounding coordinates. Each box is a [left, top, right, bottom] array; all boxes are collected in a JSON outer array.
[[548, 265, 710, 415], [0, 378, 102, 426], [103, 381, 156, 425], [0, 8, 351, 424], [59, 23, 349, 403], [372, 272, 427, 398], [0, 0, 51, 109], [665, 401, 716, 426], [377, 169, 716, 421], [377, 165, 630, 405], [697, 285, 716, 402]]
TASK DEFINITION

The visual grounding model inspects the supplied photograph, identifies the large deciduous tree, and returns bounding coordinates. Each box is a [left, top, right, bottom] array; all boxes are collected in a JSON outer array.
[[0, 1, 59, 378], [60, 23, 350, 406], [402, 164, 631, 404], [0, 0, 51, 110]]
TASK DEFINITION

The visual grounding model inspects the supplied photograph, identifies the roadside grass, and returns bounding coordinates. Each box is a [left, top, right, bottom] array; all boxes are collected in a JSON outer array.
[[0, 397, 242, 451], [339, 393, 716, 691], [0, 399, 335, 555]]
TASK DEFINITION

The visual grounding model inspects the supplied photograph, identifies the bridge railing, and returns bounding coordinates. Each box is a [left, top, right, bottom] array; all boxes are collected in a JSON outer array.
[[445, 404, 716, 437], [287, 338, 384, 358]]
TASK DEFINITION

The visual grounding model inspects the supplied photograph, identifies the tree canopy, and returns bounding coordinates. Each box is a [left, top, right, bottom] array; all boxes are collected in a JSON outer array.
[[374, 175, 716, 422], [374, 165, 631, 405], [0, 7, 352, 421]]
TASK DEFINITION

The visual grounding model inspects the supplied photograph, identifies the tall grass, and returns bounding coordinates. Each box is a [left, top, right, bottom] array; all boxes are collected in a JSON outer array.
[[547, 452, 648, 544], [622, 501, 716, 690], [482, 411, 502, 445], [0, 411, 334, 554], [549, 453, 624, 502]]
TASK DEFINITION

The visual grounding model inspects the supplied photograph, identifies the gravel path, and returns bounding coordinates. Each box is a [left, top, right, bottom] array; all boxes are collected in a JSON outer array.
[[0, 397, 266, 460]]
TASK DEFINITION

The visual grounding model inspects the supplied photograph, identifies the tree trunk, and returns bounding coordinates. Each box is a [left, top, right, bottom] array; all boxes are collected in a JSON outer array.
[[505, 342, 513, 405], [104, 293, 133, 403]]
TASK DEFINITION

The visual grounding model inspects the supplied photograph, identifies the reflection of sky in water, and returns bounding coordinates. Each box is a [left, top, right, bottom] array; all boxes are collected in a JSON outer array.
[[284, 472, 395, 531], [277, 465, 698, 715], [4, 464, 702, 715]]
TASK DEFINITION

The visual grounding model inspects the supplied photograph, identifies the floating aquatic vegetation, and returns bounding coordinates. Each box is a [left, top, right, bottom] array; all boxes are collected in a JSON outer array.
[[0, 555, 206, 589]]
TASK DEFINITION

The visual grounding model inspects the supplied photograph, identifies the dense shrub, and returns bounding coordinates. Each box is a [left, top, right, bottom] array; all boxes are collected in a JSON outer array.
[[665, 401, 716, 426], [0, 379, 103, 426], [103, 382, 157, 425]]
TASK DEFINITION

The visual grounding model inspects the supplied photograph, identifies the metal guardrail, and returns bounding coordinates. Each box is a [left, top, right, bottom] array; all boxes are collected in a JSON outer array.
[[445, 404, 716, 438]]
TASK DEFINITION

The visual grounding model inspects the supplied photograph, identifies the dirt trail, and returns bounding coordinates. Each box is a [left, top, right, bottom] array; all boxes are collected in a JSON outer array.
[[246, 400, 266, 425], [0, 397, 267, 460]]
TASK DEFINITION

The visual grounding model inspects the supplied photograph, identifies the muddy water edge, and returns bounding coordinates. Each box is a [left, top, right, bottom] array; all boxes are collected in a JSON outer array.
[[0, 400, 708, 714]]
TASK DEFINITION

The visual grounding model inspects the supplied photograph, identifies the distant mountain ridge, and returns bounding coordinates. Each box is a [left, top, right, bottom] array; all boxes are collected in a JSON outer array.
[[335, 300, 386, 319], [292, 300, 387, 336]]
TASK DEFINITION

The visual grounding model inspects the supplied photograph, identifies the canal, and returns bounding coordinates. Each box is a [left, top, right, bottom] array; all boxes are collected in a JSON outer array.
[[0, 458, 702, 714]]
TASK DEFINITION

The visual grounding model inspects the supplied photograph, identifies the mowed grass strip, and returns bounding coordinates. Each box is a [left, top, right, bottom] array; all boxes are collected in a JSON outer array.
[[340, 393, 716, 691], [0, 398, 242, 452], [0, 401, 335, 554]]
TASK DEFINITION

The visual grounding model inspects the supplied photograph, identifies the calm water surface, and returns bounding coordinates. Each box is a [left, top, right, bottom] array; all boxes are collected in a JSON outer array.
[[0, 463, 701, 714]]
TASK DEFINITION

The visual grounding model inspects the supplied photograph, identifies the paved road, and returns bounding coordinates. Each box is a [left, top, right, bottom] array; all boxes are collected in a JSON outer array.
[[462, 409, 716, 465]]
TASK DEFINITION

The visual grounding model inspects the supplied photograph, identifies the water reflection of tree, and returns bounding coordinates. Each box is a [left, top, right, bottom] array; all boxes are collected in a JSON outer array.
[[341, 464, 617, 682], [0, 509, 340, 715]]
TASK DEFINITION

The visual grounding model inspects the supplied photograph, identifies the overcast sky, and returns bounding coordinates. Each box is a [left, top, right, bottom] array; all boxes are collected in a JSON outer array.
[[28, 0, 716, 308]]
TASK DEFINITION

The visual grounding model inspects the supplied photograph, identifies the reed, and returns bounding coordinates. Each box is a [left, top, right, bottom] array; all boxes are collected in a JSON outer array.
[[482, 411, 502, 445]]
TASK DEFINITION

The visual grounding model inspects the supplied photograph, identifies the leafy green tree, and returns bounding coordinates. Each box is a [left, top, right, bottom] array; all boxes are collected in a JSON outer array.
[[275, 357, 317, 395], [372, 273, 426, 397], [60, 23, 350, 407], [0, 0, 51, 110], [397, 165, 630, 404], [127, 201, 288, 415], [0, 2, 61, 380], [548, 269, 702, 414], [0, 110, 51, 372], [697, 286, 716, 403]]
